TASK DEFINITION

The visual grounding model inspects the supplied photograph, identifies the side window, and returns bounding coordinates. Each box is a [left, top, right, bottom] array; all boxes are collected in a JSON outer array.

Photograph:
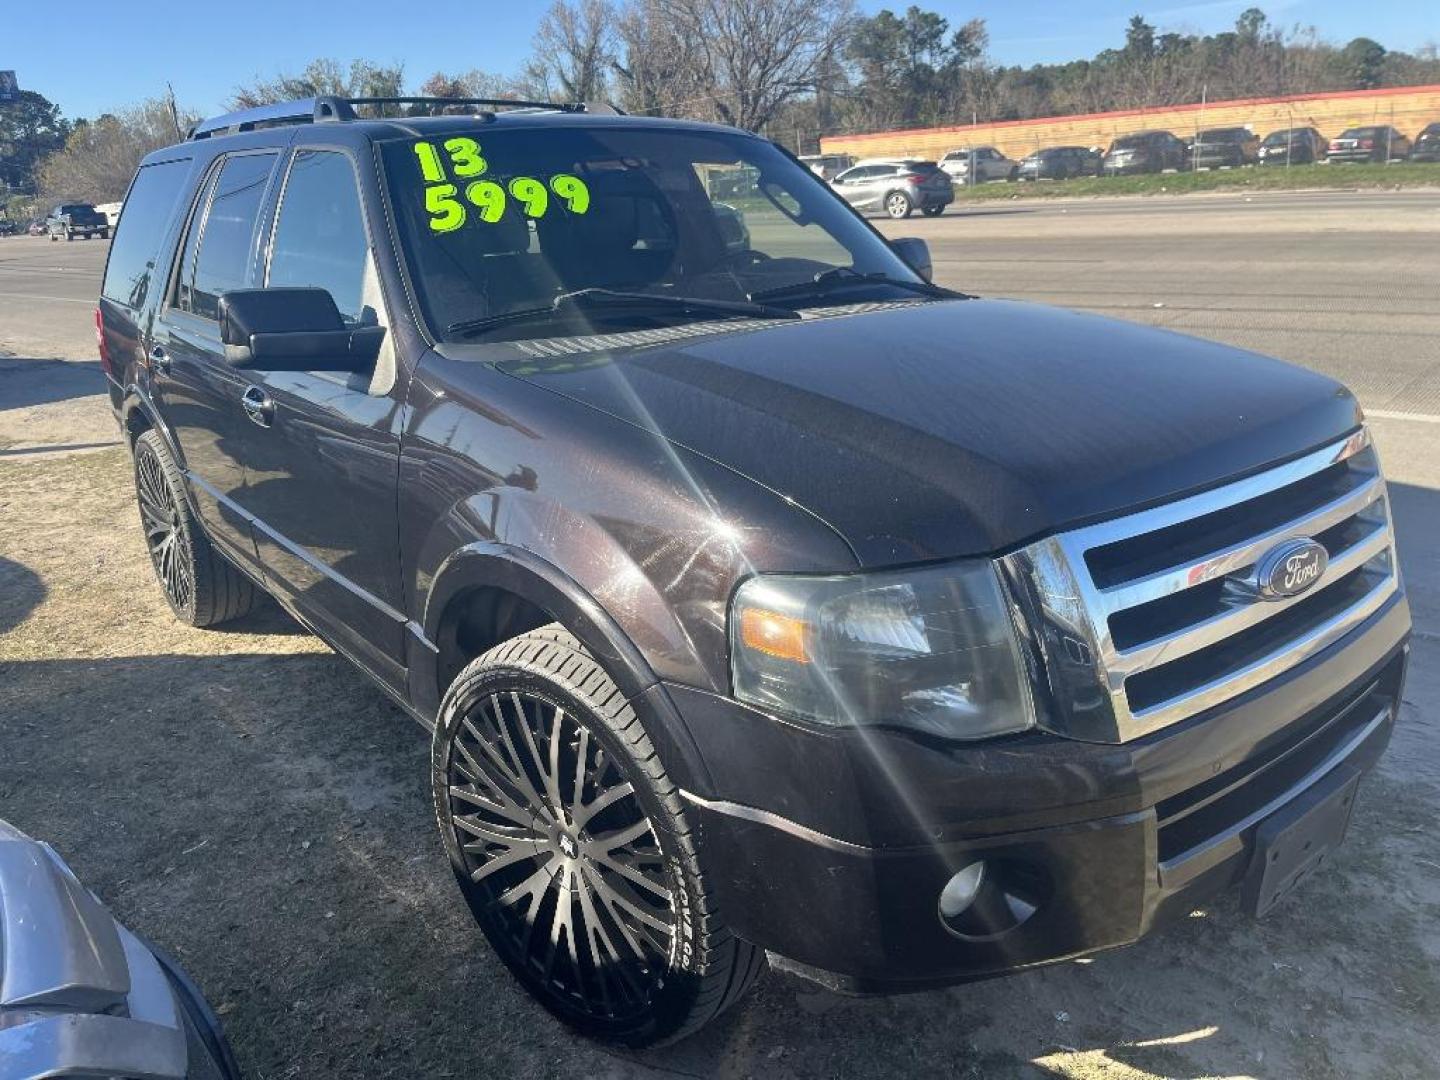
[[266, 150, 372, 325], [174, 170, 217, 315], [101, 159, 191, 314], [184, 152, 277, 321]]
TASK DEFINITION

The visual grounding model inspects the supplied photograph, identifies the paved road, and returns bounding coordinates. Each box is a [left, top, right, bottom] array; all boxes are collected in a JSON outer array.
[[877, 187, 1440, 421], [0, 236, 109, 359]]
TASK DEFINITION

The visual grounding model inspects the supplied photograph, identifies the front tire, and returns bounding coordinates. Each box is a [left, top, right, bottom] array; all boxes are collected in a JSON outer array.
[[885, 191, 913, 219], [432, 626, 763, 1046], [133, 430, 258, 627]]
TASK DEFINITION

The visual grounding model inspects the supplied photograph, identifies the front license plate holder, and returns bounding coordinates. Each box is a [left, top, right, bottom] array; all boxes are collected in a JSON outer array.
[[1242, 766, 1361, 918]]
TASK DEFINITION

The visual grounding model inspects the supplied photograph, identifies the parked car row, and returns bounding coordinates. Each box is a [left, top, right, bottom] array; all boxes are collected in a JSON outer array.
[[824, 120, 1440, 196]]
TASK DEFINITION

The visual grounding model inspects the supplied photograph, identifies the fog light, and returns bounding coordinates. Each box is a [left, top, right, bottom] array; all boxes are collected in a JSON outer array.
[[938, 858, 1049, 941], [939, 861, 987, 918]]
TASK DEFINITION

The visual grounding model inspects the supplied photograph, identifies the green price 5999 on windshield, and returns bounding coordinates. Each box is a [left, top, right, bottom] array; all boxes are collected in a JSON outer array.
[[413, 138, 590, 233]]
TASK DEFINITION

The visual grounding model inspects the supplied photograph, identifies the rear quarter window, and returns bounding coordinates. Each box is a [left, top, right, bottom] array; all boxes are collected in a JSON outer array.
[[101, 159, 192, 313]]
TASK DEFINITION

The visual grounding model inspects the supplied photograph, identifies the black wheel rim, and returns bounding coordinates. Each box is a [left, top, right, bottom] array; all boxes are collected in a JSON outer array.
[[447, 690, 675, 1021], [136, 444, 192, 613]]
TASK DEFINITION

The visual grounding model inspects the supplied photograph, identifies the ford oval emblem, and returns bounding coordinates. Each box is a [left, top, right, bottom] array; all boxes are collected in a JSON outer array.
[[1256, 538, 1328, 600]]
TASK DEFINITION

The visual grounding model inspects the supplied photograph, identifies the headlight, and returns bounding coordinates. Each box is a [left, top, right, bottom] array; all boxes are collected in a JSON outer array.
[[729, 562, 1036, 740]]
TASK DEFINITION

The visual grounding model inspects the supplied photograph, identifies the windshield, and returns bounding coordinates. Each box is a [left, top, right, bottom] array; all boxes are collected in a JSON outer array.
[[381, 125, 925, 341], [1198, 128, 1247, 142], [1109, 136, 1145, 151], [1339, 127, 1380, 139], [1263, 130, 1299, 145]]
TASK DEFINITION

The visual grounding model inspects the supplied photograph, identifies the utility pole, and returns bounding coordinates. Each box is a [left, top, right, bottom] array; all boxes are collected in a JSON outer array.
[[166, 83, 183, 142]]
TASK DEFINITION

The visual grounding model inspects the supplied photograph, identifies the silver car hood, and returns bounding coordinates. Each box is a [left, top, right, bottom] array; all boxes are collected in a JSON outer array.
[[0, 820, 208, 1079]]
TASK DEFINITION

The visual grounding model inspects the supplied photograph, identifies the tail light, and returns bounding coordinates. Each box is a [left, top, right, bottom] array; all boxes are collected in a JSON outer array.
[[902, 173, 929, 183], [1359, 139, 1374, 149], [95, 306, 112, 377]]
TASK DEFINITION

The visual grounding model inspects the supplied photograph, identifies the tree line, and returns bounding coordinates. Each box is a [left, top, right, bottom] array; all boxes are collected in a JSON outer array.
[[6, 1, 1438, 211]]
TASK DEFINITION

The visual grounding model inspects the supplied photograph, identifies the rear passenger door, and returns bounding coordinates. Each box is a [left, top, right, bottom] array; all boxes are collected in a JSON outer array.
[[231, 147, 409, 689], [151, 150, 280, 575]]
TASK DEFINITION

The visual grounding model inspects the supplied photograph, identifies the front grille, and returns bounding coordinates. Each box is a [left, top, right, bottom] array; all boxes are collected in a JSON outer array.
[[1006, 429, 1399, 742]]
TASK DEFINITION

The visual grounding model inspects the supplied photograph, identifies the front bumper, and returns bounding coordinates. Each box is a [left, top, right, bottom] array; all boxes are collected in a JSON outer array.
[[1103, 159, 1153, 175], [670, 590, 1408, 989]]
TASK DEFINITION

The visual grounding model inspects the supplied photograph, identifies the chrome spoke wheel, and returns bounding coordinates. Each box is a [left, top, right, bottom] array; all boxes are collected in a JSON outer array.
[[447, 689, 675, 1021], [135, 443, 192, 614]]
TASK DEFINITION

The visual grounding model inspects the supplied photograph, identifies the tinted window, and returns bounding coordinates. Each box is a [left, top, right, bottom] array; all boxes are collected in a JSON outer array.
[[1111, 136, 1144, 150], [267, 151, 370, 324], [101, 159, 191, 312], [382, 126, 921, 339], [187, 152, 276, 320]]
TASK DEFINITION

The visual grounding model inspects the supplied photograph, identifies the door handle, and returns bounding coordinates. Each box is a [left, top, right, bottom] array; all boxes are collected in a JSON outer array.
[[241, 385, 275, 428], [149, 345, 171, 375]]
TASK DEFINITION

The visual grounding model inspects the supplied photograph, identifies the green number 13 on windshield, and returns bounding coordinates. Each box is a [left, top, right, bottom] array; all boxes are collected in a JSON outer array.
[[415, 141, 593, 234]]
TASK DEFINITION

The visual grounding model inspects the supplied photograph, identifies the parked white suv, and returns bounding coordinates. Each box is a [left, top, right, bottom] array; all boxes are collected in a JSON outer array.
[[940, 146, 1018, 184]]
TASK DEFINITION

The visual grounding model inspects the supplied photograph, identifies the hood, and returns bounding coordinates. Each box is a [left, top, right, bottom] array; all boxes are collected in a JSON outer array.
[[473, 299, 1359, 566]]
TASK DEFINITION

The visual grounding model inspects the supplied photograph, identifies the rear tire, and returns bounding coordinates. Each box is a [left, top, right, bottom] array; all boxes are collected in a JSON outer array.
[[922, 205, 944, 217], [133, 430, 258, 628], [432, 625, 764, 1046], [885, 191, 913, 219]]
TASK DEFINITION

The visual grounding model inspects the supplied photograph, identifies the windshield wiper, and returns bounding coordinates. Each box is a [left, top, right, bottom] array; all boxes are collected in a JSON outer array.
[[748, 267, 960, 304], [447, 288, 799, 339]]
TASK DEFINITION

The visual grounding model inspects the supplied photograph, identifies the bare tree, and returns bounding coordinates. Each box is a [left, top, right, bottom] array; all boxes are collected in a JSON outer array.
[[647, 0, 856, 131], [418, 69, 529, 100], [532, 0, 617, 102], [613, 0, 709, 116], [37, 98, 199, 203], [229, 59, 404, 110]]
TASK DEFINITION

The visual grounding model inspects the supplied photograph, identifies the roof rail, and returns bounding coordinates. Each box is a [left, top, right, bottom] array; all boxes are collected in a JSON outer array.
[[188, 95, 606, 140]]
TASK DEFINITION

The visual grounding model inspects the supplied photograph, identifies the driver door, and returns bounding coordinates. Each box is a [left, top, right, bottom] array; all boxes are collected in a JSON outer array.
[[230, 147, 411, 690]]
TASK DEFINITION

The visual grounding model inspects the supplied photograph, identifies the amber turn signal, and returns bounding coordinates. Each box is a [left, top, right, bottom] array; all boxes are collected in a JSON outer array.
[[738, 607, 810, 663]]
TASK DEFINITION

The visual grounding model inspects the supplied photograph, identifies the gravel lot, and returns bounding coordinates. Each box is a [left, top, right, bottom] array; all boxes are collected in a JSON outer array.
[[3, 192, 1440, 1079]]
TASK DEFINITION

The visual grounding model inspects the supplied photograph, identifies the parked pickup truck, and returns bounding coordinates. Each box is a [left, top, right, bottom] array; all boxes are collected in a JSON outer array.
[[46, 201, 109, 241], [99, 95, 1410, 1047]]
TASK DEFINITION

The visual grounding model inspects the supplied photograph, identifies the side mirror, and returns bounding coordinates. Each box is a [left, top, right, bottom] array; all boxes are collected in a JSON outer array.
[[218, 288, 383, 373], [890, 237, 933, 283]]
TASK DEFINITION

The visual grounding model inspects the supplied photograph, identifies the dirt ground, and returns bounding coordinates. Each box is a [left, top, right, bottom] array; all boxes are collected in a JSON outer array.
[[3, 213, 1440, 1078]]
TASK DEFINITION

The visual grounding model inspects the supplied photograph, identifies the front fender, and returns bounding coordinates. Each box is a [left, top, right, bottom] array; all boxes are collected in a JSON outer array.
[[414, 537, 717, 796], [422, 538, 666, 702]]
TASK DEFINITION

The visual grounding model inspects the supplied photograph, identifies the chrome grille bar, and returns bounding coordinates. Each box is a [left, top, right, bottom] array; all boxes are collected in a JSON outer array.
[[1107, 519, 1392, 680], [1096, 472, 1384, 615], [1009, 428, 1400, 743]]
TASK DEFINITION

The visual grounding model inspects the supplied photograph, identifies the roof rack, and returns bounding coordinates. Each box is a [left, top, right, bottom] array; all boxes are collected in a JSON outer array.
[[188, 95, 618, 141]]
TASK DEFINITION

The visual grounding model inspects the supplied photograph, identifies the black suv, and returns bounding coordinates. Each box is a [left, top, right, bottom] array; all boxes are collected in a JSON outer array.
[[99, 96, 1410, 1047]]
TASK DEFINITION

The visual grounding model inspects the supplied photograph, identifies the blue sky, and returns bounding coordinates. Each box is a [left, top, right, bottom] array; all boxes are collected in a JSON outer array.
[[9, 0, 1436, 121]]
